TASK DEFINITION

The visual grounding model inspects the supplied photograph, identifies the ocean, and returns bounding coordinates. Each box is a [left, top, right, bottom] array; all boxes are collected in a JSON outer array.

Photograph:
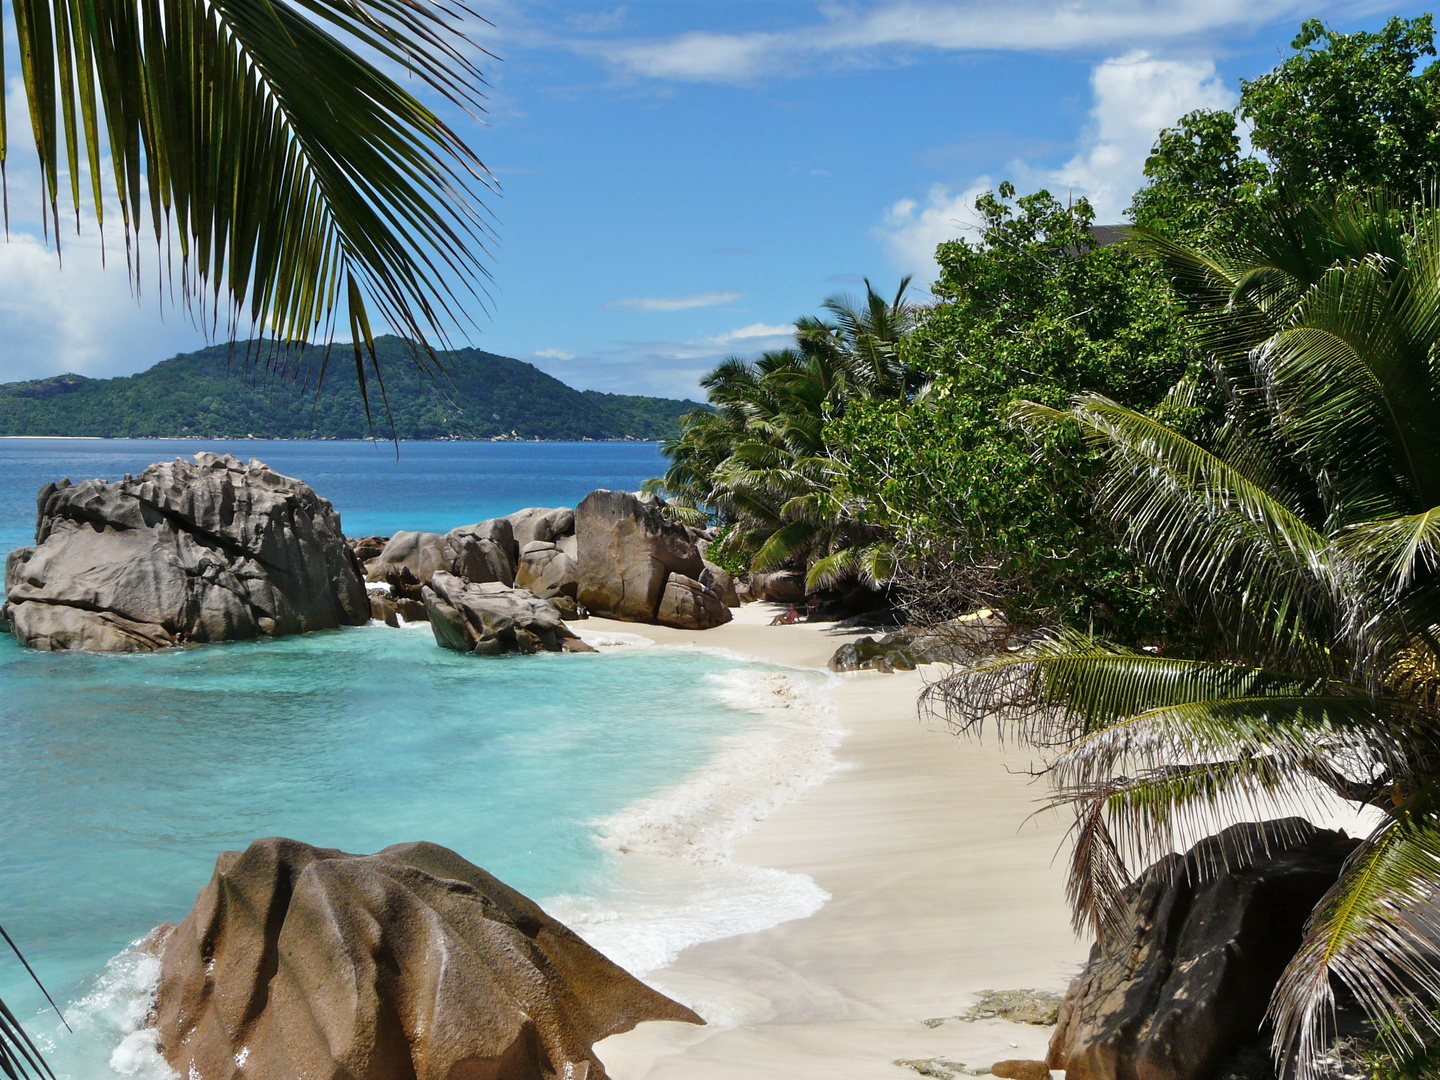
[[0, 439, 838, 1079]]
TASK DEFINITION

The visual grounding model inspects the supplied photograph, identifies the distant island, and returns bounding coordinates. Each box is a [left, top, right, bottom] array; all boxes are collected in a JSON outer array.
[[0, 336, 704, 441]]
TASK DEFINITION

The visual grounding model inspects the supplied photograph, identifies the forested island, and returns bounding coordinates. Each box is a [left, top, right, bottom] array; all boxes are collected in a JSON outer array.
[[0, 336, 703, 441]]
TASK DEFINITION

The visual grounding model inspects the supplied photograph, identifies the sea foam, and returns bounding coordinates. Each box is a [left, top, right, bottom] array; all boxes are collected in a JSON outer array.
[[545, 665, 842, 976]]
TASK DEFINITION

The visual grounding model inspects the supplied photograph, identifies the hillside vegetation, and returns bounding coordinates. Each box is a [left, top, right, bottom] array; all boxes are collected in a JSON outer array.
[[0, 337, 702, 441]]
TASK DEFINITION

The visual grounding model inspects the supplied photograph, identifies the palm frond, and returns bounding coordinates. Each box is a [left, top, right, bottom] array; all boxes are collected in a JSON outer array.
[[8, 0, 497, 412], [1270, 808, 1440, 1080]]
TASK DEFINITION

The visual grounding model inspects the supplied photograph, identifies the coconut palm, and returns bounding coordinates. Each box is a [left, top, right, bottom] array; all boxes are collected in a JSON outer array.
[[1, 2, 493, 1071], [924, 190, 1440, 1077], [2, 0, 496, 408], [652, 278, 916, 586]]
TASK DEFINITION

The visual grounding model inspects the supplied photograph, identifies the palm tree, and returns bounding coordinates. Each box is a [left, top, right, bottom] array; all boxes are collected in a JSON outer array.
[[2, 0, 496, 409], [652, 278, 916, 587], [1, 2, 493, 1072], [925, 191, 1440, 1077]]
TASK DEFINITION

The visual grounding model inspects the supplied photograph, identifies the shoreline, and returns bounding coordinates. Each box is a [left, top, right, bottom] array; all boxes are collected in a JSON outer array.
[[577, 604, 1092, 1080]]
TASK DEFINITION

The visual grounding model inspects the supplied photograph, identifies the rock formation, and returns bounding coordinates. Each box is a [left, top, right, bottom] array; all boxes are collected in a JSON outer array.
[[699, 560, 740, 607], [1048, 819, 1360, 1080], [149, 837, 702, 1080], [574, 489, 730, 628], [515, 541, 580, 599], [424, 572, 595, 655], [656, 573, 731, 630], [2, 454, 369, 651], [367, 522, 516, 594], [507, 506, 575, 548], [747, 569, 805, 604]]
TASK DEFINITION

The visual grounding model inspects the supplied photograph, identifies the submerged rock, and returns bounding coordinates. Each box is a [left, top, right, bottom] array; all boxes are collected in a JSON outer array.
[[423, 572, 595, 655], [150, 837, 702, 1080], [1048, 819, 1360, 1080], [2, 453, 368, 652]]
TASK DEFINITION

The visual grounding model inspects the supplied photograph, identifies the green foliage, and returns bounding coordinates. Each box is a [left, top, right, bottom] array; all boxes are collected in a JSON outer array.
[[653, 280, 917, 587], [1244, 16, 1440, 198], [1133, 15, 1440, 241], [1365, 1006, 1440, 1080], [929, 193, 1440, 1080], [0, 337, 701, 441], [705, 524, 755, 579], [827, 187, 1191, 637]]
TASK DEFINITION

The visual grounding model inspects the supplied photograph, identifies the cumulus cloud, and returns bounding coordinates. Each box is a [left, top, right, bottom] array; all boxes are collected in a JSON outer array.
[[1042, 51, 1236, 221], [607, 290, 742, 312], [874, 179, 993, 279], [0, 230, 208, 384], [875, 48, 1239, 277], [585, 0, 1317, 83], [534, 347, 575, 360]]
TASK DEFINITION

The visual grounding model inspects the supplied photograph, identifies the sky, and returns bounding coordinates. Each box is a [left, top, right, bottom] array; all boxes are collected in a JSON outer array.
[[0, 1, 1430, 398]]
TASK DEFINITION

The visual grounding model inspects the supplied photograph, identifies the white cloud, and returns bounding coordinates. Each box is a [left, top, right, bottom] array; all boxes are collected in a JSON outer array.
[[708, 322, 794, 344], [586, 0, 1319, 84], [534, 347, 575, 360], [1042, 51, 1236, 221], [0, 230, 208, 384], [607, 290, 742, 312], [874, 179, 993, 279], [875, 47, 1239, 277]]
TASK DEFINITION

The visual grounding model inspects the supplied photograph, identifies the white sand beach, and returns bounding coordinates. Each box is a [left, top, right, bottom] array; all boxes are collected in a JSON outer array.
[[577, 603, 1093, 1080]]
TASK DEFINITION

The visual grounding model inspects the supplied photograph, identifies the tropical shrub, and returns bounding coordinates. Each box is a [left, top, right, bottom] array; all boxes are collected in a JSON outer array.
[[824, 187, 1191, 637]]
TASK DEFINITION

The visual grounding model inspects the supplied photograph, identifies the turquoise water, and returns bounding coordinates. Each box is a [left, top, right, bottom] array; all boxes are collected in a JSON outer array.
[[0, 439, 827, 1079]]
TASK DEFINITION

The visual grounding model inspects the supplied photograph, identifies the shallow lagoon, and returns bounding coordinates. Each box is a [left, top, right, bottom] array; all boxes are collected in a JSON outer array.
[[0, 440, 831, 1078]]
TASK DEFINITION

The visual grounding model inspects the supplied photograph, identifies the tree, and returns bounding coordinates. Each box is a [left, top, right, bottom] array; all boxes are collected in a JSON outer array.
[[0, 2, 494, 1071], [2, 0, 497, 407], [826, 186, 1189, 634], [651, 279, 916, 587], [927, 191, 1440, 1077], [1133, 16, 1440, 242]]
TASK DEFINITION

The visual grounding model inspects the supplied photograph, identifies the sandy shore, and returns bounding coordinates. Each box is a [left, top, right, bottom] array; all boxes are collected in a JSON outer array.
[[577, 603, 1092, 1080]]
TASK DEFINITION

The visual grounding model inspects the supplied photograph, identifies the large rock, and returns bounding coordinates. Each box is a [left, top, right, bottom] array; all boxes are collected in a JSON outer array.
[[515, 541, 580, 599], [1, 454, 368, 652], [150, 838, 701, 1080], [423, 572, 595, 655], [748, 569, 805, 604], [507, 506, 575, 548], [1049, 819, 1360, 1080], [368, 521, 516, 593], [655, 573, 732, 630], [575, 489, 703, 623], [699, 560, 739, 607]]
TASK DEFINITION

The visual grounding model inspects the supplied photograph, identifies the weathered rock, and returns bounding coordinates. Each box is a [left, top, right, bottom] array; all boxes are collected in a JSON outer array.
[[368, 522, 516, 592], [655, 573, 732, 630], [515, 541, 580, 599], [150, 837, 701, 1080], [447, 523, 518, 586], [992, 1060, 1051, 1080], [575, 490, 703, 623], [370, 593, 401, 626], [347, 534, 390, 563], [546, 595, 586, 620], [748, 569, 805, 604], [395, 597, 430, 623], [507, 506, 575, 548], [556, 532, 579, 561], [1048, 819, 1361, 1080], [2, 454, 368, 652], [960, 989, 1064, 1026], [423, 572, 595, 655], [700, 560, 740, 607]]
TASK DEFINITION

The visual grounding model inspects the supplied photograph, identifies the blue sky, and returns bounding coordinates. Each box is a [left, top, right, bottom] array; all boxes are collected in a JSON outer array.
[[0, 1, 1428, 397]]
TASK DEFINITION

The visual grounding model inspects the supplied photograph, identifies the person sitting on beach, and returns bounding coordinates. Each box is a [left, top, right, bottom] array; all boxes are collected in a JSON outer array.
[[770, 603, 801, 625], [804, 595, 822, 620]]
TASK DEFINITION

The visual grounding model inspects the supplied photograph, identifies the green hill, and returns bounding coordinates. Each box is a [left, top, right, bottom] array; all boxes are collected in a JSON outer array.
[[0, 337, 704, 441]]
